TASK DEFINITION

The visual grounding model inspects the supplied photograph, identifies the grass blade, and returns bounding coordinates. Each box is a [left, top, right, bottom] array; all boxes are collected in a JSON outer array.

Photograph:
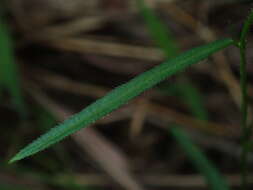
[[159, 82, 208, 120], [9, 38, 234, 163], [0, 17, 26, 116], [238, 9, 253, 190], [170, 127, 230, 190], [137, 0, 179, 58]]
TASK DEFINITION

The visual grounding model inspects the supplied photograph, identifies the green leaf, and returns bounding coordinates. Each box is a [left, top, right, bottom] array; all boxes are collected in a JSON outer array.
[[137, 0, 179, 58], [0, 17, 26, 117], [159, 82, 208, 120], [9, 38, 234, 163], [170, 127, 230, 190], [37, 109, 57, 130]]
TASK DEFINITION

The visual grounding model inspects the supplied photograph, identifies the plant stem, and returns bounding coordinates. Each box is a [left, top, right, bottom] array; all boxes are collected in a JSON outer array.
[[239, 9, 253, 190]]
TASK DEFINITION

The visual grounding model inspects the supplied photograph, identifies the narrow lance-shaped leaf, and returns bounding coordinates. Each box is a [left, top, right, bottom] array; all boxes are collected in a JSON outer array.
[[170, 127, 230, 190], [9, 38, 234, 163], [137, 0, 179, 58], [0, 17, 26, 116]]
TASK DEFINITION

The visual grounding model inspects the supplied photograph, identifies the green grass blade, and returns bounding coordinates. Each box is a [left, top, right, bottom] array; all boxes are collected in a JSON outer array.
[[137, 0, 179, 58], [238, 9, 253, 189], [9, 38, 234, 163], [180, 83, 208, 120], [170, 127, 230, 190], [0, 17, 26, 116], [159, 82, 208, 120]]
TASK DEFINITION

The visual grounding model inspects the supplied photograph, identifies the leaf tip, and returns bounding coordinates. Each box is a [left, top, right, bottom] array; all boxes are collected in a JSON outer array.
[[8, 154, 23, 164]]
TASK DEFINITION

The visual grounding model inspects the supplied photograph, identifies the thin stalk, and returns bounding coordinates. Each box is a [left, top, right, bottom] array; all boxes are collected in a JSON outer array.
[[238, 9, 253, 190]]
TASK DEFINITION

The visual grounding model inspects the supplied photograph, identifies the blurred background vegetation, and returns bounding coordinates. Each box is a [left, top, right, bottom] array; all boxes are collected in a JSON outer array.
[[0, 0, 253, 189]]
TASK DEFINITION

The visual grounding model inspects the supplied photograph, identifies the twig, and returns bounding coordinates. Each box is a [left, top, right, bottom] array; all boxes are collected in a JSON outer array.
[[44, 37, 164, 61], [28, 16, 106, 41], [130, 98, 149, 140]]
